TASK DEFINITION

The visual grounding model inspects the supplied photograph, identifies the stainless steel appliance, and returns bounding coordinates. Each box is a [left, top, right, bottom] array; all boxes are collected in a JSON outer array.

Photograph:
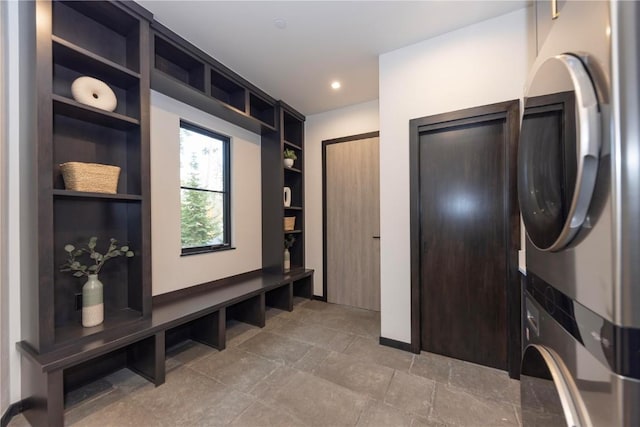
[[518, 1, 640, 426]]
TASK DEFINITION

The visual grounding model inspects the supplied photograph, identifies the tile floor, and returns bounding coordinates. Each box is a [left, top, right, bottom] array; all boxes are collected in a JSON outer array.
[[9, 299, 521, 426]]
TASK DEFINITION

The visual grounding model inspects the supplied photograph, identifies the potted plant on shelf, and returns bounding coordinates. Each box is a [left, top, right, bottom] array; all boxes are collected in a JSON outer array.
[[283, 148, 297, 168], [284, 235, 295, 272], [60, 237, 134, 328]]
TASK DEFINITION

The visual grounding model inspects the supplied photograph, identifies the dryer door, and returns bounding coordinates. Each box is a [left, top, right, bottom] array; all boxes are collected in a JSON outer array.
[[521, 345, 587, 427], [518, 54, 601, 252]]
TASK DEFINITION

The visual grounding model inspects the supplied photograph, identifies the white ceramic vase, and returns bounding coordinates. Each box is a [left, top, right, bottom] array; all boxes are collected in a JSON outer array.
[[284, 248, 291, 271], [82, 274, 104, 327], [284, 158, 294, 168]]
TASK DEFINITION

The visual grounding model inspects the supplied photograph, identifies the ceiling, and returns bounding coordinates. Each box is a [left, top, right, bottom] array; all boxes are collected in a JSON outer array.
[[138, 1, 527, 116]]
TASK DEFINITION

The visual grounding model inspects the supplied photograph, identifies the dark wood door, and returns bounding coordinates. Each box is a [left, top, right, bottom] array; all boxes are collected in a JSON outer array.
[[418, 111, 514, 370]]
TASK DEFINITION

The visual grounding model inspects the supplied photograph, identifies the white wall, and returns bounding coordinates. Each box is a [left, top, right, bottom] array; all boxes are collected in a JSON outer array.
[[0, 0, 8, 415], [150, 91, 262, 296], [305, 100, 379, 296], [2, 0, 34, 410], [379, 8, 535, 343]]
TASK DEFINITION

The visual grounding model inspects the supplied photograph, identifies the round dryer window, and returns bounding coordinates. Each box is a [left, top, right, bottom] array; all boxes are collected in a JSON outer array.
[[518, 54, 601, 252]]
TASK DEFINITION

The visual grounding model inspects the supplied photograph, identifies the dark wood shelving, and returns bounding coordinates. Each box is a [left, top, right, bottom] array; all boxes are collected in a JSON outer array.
[[262, 102, 306, 274], [154, 35, 205, 92], [53, 94, 139, 130], [249, 93, 276, 128], [52, 35, 140, 88], [284, 230, 303, 234], [210, 68, 246, 112], [284, 140, 302, 150], [52, 189, 143, 201], [53, 308, 142, 348]]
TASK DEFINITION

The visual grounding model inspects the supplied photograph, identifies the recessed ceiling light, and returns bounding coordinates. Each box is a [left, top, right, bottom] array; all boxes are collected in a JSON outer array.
[[273, 18, 287, 30], [331, 81, 341, 90]]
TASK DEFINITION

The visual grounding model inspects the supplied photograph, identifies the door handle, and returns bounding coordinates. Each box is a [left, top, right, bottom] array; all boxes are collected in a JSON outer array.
[[372, 235, 380, 239]]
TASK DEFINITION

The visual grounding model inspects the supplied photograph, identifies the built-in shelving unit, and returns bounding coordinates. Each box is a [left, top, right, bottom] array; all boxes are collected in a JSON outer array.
[[150, 21, 278, 136], [25, 0, 152, 353], [19, 3, 311, 425], [262, 103, 306, 273]]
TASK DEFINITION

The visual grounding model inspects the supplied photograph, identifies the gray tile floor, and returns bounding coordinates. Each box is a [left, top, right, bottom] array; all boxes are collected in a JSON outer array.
[[10, 299, 521, 426]]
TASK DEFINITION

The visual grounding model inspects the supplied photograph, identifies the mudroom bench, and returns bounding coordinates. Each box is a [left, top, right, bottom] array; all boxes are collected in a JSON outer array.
[[16, 268, 314, 427]]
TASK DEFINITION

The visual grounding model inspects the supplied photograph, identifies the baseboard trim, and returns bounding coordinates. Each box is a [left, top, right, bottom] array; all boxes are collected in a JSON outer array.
[[1, 400, 26, 427], [379, 337, 414, 353], [312, 295, 327, 302]]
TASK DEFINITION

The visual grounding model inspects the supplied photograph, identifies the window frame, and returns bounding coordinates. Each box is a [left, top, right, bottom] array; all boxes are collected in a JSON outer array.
[[179, 120, 232, 256]]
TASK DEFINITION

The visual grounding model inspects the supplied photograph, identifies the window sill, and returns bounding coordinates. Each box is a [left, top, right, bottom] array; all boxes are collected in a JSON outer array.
[[181, 245, 236, 257]]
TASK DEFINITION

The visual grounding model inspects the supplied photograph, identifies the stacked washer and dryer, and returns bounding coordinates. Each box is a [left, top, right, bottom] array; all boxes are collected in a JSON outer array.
[[518, 1, 640, 426]]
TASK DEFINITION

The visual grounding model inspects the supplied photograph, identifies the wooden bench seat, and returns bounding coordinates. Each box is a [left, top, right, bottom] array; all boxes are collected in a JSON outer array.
[[17, 268, 314, 427]]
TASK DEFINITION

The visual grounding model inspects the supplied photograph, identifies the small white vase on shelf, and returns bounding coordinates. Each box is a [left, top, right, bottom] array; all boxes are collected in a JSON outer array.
[[284, 158, 294, 168], [283, 187, 292, 207], [284, 248, 291, 271], [82, 274, 104, 327]]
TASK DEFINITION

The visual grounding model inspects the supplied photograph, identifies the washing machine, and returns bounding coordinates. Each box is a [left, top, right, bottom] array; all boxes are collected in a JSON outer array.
[[518, 1, 640, 426]]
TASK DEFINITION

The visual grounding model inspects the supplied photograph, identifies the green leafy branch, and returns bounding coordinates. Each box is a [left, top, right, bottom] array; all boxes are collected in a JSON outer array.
[[60, 237, 134, 278]]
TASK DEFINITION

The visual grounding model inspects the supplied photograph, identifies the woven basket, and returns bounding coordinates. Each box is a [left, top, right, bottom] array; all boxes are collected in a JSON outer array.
[[284, 216, 296, 231], [60, 162, 120, 194]]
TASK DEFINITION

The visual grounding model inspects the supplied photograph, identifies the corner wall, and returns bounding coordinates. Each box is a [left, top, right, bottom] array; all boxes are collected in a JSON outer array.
[[379, 7, 535, 343], [304, 100, 379, 296], [150, 91, 262, 296]]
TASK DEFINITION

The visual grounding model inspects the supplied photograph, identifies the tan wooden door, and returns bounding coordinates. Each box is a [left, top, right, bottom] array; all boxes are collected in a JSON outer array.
[[325, 135, 380, 311]]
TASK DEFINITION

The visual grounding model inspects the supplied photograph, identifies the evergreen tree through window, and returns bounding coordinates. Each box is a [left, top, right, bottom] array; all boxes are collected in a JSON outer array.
[[179, 121, 231, 254]]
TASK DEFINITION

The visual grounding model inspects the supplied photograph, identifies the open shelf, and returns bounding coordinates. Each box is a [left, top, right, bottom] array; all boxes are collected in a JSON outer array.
[[283, 110, 304, 147], [210, 69, 246, 112], [249, 93, 276, 127], [284, 140, 302, 151], [154, 35, 205, 92], [54, 308, 142, 348], [52, 114, 142, 195], [53, 189, 143, 201], [52, 1, 140, 72], [284, 166, 302, 174], [284, 206, 303, 211], [52, 35, 140, 88], [284, 230, 303, 234], [53, 94, 139, 130]]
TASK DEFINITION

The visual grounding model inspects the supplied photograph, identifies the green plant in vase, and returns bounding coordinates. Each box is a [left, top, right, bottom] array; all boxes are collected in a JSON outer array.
[[60, 237, 134, 328], [283, 148, 297, 168]]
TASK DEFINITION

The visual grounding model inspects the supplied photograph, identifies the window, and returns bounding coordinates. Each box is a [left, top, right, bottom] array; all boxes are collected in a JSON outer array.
[[179, 121, 231, 255]]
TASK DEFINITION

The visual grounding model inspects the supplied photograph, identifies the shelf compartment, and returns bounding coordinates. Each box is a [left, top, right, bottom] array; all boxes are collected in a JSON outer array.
[[53, 189, 143, 201], [53, 94, 139, 130], [284, 206, 303, 211], [288, 233, 304, 272], [52, 35, 140, 88], [284, 230, 303, 234], [53, 62, 141, 120], [53, 114, 142, 195], [154, 35, 205, 92], [249, 93, 276, 128], [52, 1, 140, 72], [284, 166, 302, 174], [53, 198, 144, 346], [284, 140, 302, 151], [54, 308, 142, 348], [283, 110, 304, 147], [210, 69, 246, 112]]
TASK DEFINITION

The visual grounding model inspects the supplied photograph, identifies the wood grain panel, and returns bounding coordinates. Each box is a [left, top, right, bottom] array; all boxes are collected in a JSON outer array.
[[326, 137, 380, 310], [419, 119, 508, 370]]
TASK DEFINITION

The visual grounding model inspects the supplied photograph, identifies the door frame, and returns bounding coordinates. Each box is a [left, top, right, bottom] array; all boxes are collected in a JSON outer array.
[[408, 101, 521, 378], [322, 131, 380, 302]]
